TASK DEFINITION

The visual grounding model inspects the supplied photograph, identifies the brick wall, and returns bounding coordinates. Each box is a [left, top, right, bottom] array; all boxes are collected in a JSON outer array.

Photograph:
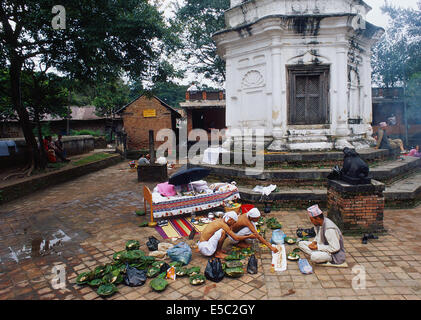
[[327, 188, 385, 233], [122, 96, 177, 150]]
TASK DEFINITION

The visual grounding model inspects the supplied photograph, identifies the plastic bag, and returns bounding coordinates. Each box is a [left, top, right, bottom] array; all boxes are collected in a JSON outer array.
[[247, 254, 258, 274], [147, 236, 160, 251], [167, 242, 192, 265], [270, 229, 286, 245], [298, 258, 313, 275], [123, 264, 147, 287], [159, 262, 171, 274], [204, 258, 224, 283]]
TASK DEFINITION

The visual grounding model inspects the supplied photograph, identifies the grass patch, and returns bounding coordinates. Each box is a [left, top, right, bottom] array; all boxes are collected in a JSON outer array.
[[48, 162, 68, 170], [72, 153, 113, 166]]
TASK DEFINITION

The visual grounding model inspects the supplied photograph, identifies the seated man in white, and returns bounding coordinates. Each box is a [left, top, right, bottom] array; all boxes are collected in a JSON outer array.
[[228, 208, 279, 253], [198, 211, 256, 259], [298, 205, 346, 266]]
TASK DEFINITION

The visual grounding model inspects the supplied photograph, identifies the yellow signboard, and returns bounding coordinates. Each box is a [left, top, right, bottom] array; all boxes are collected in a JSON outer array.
[[143, 109, 156, 118]]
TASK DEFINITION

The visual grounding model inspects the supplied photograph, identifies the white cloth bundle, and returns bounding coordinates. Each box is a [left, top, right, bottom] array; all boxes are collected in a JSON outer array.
[[253, 185, 277, 196]]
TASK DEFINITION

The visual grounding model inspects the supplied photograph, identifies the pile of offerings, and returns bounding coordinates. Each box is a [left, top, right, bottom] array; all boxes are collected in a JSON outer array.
[[265, 217, 282, 230], [222, 247, 258, 278], [287, 248, 301, 261], [75, 239, 212, 297], [76, 240, 156, 298]]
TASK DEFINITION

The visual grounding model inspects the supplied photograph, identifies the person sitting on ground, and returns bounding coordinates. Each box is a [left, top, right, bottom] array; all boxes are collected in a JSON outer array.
[[198, 211, 256, 259], [138, 154, 150, 165], [228, 208, 278, 253], [49, 135, 70, 162], [45, 136, 57, 163], [408, 145, 421, 158], [53, 135, 70, 162], [375, 122, 406, 154], [298, 205, 346, 265]]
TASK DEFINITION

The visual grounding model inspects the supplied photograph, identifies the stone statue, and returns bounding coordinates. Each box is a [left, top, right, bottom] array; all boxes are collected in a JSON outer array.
[[328, 147, 371, 185]]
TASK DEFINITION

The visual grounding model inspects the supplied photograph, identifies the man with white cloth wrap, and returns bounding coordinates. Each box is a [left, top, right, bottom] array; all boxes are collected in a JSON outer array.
[[298, 205, 346, 265], [198, 211, 256, 259], [229, 208, 279, 253]]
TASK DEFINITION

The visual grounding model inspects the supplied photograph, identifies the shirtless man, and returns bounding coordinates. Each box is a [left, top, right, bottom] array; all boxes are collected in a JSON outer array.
[[198, 211, 256, 259], [229, 208, 279, 253]]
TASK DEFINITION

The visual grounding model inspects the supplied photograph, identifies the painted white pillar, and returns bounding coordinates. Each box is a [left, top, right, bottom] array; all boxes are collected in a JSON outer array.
[[334, 45, 353, 149], [271, 36, 283, 139]]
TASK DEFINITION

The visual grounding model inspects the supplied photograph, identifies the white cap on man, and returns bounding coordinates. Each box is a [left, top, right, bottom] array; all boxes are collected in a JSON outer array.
[[223, 211, 238, 222], [246, 208, 261, 218]]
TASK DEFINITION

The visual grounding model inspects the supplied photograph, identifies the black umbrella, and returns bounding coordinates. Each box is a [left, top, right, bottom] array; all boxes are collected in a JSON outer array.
[[169, 167, 211, 186]]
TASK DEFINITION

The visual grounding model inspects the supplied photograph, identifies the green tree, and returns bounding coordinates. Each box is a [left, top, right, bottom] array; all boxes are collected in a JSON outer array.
[[173, 0, 230, 85], [93, 79, 131, 117], [0, 0, 172, 171], [372, 2, 421, 87]]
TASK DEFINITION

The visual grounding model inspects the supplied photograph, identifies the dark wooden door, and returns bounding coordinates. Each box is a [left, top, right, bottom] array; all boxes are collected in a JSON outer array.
[[288, 66, 330, 125]]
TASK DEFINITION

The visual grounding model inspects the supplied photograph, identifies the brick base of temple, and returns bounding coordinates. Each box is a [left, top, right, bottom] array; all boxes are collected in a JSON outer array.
[[327, 179, 386, 234]]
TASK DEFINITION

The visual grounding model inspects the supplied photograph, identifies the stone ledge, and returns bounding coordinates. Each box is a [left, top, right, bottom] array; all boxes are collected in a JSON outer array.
[[327, 179, 385, 195], [237, 172, 421, 209], [197, 156, 421, 183], [0, 154, 123, 205]]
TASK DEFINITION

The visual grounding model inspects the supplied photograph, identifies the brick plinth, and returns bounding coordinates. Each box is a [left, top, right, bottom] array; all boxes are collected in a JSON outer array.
[[327, 179, 386, 234]]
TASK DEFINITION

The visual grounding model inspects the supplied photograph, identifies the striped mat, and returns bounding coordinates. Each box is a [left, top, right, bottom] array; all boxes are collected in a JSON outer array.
[[155, 217, 208, 239]]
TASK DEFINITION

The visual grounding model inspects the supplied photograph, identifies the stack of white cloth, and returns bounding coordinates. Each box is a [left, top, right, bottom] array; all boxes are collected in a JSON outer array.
[[190, 180, 212, 194], [253, 184, 277, 196]]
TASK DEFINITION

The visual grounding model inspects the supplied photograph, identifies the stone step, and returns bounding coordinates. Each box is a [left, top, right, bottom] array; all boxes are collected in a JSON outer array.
[[198, 156, 421, 183], [238, 171, 421, 209]]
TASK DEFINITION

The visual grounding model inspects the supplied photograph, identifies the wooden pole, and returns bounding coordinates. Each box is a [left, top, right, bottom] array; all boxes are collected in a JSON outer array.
[[149, 130, 155, 163]]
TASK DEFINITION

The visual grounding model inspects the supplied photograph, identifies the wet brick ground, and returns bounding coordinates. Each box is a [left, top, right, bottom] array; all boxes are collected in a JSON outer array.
[[1, 161, 421, 300]]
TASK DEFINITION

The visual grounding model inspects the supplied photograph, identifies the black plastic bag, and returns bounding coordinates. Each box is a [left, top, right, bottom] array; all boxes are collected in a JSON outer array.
[[247, 255, 258, 274], [204, 258, 224, 283], [159, 262, 171, 274], [146, 236, 160, 251], [123, 264, 147, 287]]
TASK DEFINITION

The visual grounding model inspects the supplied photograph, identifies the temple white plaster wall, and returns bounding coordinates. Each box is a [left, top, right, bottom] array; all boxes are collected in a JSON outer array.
[[216, 0, 383, 151]]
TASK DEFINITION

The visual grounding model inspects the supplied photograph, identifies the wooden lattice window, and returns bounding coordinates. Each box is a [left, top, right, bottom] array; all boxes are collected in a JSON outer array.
[[288, 65, 330, 125]]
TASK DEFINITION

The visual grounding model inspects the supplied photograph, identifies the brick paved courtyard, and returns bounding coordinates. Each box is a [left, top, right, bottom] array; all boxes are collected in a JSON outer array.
[[1, 161, 421, 300]]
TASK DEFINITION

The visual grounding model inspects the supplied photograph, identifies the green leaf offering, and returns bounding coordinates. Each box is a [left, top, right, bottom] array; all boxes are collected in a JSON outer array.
[[157, 272, 167, 279], [147, 267, 160, 278], [225, 260, 243, 268], [225, 267, 244, 278], [139, 222, 148, 228], [97, 283, 118, 297], [187, 266, 200, 276], [175, 267, 188, 277], [150, 278, 168, 292], [88, 278, 102, 287], [152, 261, 165, 269], [225, 252, 245, 261], [169, 261, 183, 268], [126, 240, 140, 251], [189, 274, 206, 286], [102, 273, 119, 284], [76, 272, 93, 285]]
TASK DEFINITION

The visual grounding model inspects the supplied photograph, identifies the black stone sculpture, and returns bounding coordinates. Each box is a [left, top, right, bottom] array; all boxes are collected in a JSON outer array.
[[327, 147, 371, 185]]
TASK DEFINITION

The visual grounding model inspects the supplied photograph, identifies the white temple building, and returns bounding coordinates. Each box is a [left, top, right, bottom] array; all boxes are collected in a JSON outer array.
[[213, 0, 384, 151]]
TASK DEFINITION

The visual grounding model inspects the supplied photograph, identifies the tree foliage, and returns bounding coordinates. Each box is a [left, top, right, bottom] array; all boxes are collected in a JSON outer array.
[[173, 0, 230, 86], [0, 0, 173, 169], [371, 2, 421, 125], [372, 2, 421, 87]]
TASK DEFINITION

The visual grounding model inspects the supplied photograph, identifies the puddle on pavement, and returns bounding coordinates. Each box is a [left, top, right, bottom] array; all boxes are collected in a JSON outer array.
[[3, 229, 72, 263]]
